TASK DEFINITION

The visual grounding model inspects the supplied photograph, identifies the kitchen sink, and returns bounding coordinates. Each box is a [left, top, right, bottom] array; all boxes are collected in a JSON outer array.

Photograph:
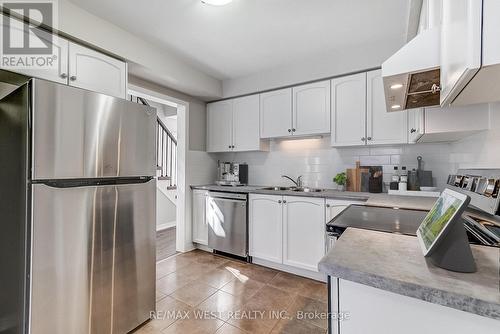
[[260, 186, 295, 191], [293, 187, 324, 193], [259, 186, 324, 193]]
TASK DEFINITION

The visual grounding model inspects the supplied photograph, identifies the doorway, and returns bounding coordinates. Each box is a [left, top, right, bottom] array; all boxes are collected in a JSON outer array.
[[128, 88, 183, 261]]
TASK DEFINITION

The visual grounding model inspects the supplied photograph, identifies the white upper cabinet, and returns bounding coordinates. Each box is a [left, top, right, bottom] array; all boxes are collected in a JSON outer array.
[[0, 16, 69, 84], [283, 196, 325, 272], [249, 194, 283, 264], [440, 0, 482, 106], [366, 70, 407, 145], [445, 0, 500, 106], [331, 73, 367, 146], [232, 95, 265, 152], [407, 108, 425, 144], [410, 104, 490, 143], [68, 42, 127, 99], [207, 95, 267, 153], [260, 88, 293, 138], [207, 100, 233, 152], [292, 81, 331, 136]]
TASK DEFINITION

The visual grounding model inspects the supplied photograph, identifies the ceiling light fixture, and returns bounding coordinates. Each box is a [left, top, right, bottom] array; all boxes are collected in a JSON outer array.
[[391, 104, 401, 109], [201, 0, 233, 6], [390, 83, 403, 89]]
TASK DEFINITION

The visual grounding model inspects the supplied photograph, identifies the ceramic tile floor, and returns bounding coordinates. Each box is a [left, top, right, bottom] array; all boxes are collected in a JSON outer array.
[[133, 250, 328, 334]]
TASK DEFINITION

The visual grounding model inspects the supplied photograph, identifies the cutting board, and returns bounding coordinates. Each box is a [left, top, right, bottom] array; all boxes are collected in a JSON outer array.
[[346, 161, 369, 192]]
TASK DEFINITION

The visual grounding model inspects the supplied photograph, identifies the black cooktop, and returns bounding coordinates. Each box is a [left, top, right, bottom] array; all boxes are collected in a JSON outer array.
[[327, 205, 429, 236]]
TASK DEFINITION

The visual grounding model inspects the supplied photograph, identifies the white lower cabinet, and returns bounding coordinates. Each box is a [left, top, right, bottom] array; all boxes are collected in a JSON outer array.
[[249, 194, 283, 263], [337, 279, 499, 334], [283, 196, 325, 272], [192, 190, 208, 245], [249, 194, 325, 273]]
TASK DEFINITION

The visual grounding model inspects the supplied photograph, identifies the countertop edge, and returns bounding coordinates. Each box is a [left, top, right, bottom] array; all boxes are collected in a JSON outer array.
[[318, 252, 500, 321]]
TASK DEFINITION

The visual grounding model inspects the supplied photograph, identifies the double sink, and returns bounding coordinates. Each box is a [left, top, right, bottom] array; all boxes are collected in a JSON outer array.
[[260, 186, 324, 193]]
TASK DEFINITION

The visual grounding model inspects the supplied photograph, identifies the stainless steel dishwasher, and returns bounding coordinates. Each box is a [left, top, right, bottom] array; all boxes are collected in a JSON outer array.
[[206, 191, 248, 259]]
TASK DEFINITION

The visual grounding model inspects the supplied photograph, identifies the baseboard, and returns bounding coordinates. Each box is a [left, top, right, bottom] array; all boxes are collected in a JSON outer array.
[[194, 243, 213, 253], [252, 257, 327, 282], [157, 221, 176, 231]]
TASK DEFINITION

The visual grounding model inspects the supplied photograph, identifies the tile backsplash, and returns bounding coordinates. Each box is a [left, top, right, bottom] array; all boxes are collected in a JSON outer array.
[[215, 137, 453, 191], [211, 103, 500, 192]]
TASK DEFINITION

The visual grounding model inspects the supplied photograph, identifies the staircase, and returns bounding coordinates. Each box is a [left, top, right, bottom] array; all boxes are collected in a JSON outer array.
[[130, 95, 177, 189]]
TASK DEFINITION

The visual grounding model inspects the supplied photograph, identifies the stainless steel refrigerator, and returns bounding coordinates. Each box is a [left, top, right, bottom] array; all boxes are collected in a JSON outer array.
[[0, 78, 157, 334]]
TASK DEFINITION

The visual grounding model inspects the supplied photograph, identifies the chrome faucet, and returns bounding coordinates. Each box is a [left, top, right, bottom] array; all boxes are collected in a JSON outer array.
[[281, 175, 303, 188]]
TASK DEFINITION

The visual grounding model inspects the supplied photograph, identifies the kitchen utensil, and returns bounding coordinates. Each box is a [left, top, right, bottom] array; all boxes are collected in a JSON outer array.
[[368, 166, 383, 193], [408, 169, 420, 190], [346, 168, 357, 192], [454, 175, 465, 187], [475, 177, 487, 194], [484, 178, 498, 197], [416, 156, 433, 187]]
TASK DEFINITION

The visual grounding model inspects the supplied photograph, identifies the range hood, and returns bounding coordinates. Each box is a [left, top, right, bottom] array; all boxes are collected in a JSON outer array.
[[382, 27, 441, 112]]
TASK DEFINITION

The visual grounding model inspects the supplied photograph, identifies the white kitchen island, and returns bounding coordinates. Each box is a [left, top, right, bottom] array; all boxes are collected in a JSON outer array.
[[319, 228, 500, 334]]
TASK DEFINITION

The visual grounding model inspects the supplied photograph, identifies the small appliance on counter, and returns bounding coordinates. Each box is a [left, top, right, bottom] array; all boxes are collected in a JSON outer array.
[[216, 161, 249, 186]]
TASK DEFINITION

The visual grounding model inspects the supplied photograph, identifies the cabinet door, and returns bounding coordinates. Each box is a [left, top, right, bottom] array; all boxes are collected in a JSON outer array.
[[249, 194, 283, 263], [366, 70, 408, 145], [407, 108, 425, 143], [331, 73, 367, 146], [207, 100, 233, 152], [192, 190, 208, 245], [440, 0, 482, 106], [232, 95, 261, 151], [68, 42, 127, 99], [283, 196, 325, 271], [260, 88, 292, 138], [0, 16, 69, 84], [292, 81, 331, 136]]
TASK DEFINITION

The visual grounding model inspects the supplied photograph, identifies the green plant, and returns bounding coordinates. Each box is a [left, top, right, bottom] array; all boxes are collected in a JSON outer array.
[[334, 172, 347, 186]]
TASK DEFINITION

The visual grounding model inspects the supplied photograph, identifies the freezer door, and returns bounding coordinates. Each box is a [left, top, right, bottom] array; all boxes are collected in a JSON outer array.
[[32, 79, 156, 179], [30, 180, 156, 334]]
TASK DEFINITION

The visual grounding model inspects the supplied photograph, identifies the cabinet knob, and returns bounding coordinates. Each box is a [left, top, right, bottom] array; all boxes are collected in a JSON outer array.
[[326, 204, 330, 208], [288, 129, 292, 133], [283, 200, 287, 204], [60, 73, 68, 79], [292, 128, 296, 132], [367, 137, 372, 141], [410, 128, 416, 133], [70, 76, 77, 81], [361, 137, 366, 141], [278, 200, 282, 204]]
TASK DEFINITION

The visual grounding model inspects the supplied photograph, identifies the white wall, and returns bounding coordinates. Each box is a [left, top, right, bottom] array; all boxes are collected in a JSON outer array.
[[222, 39, 403, 98], [215, 137, 452, 191], [449, 103, 500, 169], [57, 0, 222, 99], [157, 188, 176, 228]]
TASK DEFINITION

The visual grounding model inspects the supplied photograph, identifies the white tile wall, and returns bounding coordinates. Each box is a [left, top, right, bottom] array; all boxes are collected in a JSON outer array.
[[214, 137, 453, 190]]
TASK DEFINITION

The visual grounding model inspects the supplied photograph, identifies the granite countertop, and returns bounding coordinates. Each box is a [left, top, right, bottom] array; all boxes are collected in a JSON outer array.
[[318, 228, 500, 320], [191, 184, 437, 210]]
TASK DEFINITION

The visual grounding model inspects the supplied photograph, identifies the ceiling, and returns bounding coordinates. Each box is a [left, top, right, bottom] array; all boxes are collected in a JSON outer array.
[[68, 0, 411, 81]]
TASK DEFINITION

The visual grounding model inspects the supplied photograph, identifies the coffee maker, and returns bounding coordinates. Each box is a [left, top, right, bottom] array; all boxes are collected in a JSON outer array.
[[216, 161, 249, 186]]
